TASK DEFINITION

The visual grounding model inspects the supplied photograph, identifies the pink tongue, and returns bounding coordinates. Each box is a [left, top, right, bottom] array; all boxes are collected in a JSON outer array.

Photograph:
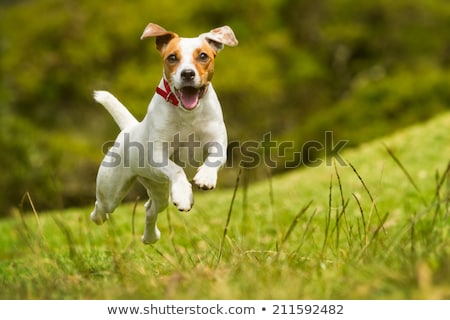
[[180, 88, 199, 110]]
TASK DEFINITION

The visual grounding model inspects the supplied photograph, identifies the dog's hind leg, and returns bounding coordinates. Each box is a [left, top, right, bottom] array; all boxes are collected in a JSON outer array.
[[139, 178, 169, 244], [90, 163, 136, 225], [141, 199, 161, 244]]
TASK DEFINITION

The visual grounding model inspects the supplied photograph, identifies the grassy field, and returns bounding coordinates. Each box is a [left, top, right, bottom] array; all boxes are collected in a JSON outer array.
[[0, 112, 449, 300]]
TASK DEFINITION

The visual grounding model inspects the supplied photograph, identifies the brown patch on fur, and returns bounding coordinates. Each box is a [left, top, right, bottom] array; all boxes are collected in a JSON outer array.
[[161, 38, 182, 81], [193, 43, 216, 84]]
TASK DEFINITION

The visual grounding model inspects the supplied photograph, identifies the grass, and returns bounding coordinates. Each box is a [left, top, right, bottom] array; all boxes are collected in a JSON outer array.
[[0, 112, 449, 299]]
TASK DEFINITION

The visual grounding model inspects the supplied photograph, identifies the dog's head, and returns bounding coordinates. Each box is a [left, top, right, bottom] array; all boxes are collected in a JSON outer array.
[[141, 23, 238, 110]]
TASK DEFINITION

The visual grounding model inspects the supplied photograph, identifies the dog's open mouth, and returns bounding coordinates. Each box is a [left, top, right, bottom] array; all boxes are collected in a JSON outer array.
[[175, 86, 206, 110]]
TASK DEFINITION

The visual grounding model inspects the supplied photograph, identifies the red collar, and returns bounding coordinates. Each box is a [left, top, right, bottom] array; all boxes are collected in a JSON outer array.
[[156, 79, 179, 106]]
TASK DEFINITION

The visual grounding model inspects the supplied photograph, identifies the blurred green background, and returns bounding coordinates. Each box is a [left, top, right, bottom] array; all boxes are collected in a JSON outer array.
[[1, 0, 449, 216]]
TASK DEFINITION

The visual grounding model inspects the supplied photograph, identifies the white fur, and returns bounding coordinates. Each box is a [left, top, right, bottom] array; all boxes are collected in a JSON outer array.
[[90, 25, 237, 244]]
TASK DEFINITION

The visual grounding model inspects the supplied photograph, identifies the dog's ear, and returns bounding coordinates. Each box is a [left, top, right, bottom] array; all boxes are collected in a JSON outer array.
[[140, 23, 178, 53], [201, 26, 238, 53]]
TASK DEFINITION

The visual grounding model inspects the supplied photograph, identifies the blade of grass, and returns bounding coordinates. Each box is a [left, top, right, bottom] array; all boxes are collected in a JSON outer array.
[[266, 167, 275, 219], [432, 161, 450, 223], [330, 198, 350, 253], [333, 161, 352, 250], [293, 208, 317, 253], [52, 215, 77, 260], [217, 167, 242, 265], [166, 206, 183, 265], [321, 174, 333, 257], [348, 161, 386, 236], [17, 192, 47, 252], [357, 211, 390, 261], [278, 200, 313, 257], [352, 193, 368, 247], [384, 143, 427, 206]]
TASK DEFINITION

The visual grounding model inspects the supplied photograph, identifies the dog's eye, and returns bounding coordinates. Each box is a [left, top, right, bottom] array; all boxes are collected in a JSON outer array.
[[198, 52, 210, 62], [167, 54, 178, 64]]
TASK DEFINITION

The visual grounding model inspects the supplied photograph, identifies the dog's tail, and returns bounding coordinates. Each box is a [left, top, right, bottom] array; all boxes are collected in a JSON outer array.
[[93, 90, 139, 130]]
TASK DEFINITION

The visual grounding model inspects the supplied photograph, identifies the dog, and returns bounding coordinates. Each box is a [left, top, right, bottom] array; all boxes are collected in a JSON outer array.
[[90, 23, 238, 244]]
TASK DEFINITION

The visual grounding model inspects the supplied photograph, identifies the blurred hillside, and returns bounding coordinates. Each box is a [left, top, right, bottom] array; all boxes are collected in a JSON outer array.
[[1, 0, 449, 215]]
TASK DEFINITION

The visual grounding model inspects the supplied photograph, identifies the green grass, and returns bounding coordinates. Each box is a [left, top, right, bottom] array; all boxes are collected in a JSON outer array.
[[1, 112, 449, 299]]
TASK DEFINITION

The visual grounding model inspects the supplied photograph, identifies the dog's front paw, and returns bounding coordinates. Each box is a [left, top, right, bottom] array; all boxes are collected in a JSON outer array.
[[171, 180, 194, 212], [193, 165, 218, 190]]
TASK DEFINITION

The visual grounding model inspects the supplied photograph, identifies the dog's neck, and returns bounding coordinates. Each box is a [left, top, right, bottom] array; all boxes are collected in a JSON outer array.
[[156, 78, 179, 106]]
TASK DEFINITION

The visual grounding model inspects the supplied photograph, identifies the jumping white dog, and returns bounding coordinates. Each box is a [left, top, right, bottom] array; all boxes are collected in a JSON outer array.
[[91, 23, 238, 244]]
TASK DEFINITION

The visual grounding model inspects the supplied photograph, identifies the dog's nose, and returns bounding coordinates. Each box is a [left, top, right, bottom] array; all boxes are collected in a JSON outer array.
[[181, 69, 196, 81]]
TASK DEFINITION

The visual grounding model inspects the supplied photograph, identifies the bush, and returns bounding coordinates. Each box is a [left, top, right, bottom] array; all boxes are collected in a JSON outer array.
[[1, 0, 450, 214]]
